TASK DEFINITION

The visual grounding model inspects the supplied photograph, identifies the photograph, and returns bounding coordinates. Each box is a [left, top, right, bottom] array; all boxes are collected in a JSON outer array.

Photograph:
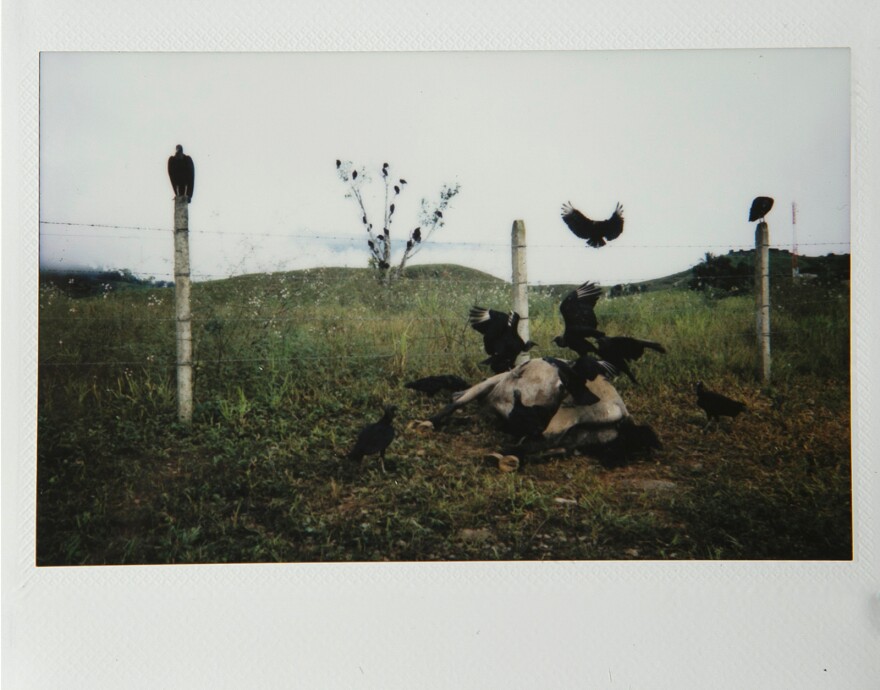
[[36, 48, 852, 565]]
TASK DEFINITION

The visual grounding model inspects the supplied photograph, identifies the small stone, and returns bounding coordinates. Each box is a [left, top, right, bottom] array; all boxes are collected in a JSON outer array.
[[459, 528, 493, 543], [498, 455, 520, 473]]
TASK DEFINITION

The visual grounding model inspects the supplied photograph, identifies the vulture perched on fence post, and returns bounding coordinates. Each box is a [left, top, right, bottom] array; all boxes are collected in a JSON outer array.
[[748, 196, 774, 223], [168, 145, 195, 203]]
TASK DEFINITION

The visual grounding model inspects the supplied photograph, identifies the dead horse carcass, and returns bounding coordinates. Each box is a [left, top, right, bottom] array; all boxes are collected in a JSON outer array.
[[426, 358, 635, 450]]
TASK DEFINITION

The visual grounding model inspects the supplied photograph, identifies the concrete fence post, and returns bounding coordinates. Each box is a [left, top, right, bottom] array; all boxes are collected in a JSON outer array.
[[511, 220, 530, 365], [174, 196, 193, 423], [755, 221, 771, 383]]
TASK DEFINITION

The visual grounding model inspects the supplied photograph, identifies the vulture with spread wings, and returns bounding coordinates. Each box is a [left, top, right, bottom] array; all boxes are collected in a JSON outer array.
[[561, 202, 624, 248], [552, 280, 605, 355]]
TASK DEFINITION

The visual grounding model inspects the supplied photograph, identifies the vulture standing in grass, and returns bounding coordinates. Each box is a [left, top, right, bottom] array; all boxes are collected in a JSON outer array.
[[552, 280, 605, 355], [695, 381, 747, 430], [468, 307, 537, 373], [593, 335, 666, 385], [748, 196, 774, 222], [348, 405, 397, 473], [561, 202, 624, 248], [404, 375, 471, 396], [167, 145, 195, 203]]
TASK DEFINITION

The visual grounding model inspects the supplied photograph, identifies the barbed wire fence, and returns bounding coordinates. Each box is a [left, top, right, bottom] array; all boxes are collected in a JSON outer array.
[[38, 217, 850, 416]]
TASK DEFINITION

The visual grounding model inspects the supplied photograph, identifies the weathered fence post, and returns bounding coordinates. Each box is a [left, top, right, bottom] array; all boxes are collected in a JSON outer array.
[[174, 196, 193, 423], [755, 221, 771, 383], [511, 219, 530, 365]]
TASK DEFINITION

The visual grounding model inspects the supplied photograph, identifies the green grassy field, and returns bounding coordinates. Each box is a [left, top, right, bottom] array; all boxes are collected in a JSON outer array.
[[37, 264, 851, 564]]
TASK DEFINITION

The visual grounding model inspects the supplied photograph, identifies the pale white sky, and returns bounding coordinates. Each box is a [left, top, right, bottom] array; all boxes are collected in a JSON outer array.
[[39, 49, 850, 285]]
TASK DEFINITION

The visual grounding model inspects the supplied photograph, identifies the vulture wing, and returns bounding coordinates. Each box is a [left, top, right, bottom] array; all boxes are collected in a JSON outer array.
[[559, 280, 602, 334], [469, 307, 517, 355], [183, 155, 195, 201]]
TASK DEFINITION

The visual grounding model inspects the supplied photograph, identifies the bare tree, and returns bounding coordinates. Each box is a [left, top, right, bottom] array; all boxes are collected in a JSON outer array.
[[336, 159, 460, 284]]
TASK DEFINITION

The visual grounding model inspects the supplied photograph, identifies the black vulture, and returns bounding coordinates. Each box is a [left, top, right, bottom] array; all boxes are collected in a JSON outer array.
[[543, 356, 604, 406], [594, 336, 666, 384], [506, 389, 560, 440], [561, 202, 624, 248], [412, 227, 422, 243], [695, 381, 747, 429], [468, 307, 537, 373], [599, 417, 663, 467], [348, 405, 397, 473], [749, 196, 774, 222], [167, 145, 195, 203], [404, 375, 471, 396], [552, 280, 605, 355]]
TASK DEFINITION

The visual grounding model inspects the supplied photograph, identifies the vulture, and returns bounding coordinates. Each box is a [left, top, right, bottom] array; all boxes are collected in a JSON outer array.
[[506, 388, 561, 440], [552, 280, 605, 355], [167, 145, 195, 203], [468, 307, 537, 373], [348, 405, 397, 473], [600, 417, 663, 467], [543, 356, 610, 406], [404, 375, 471, 397], [561, 202, 624, 248], [594, 336, 666, 385], [695, 382, 747, 430], [749, 196, 774, 222]]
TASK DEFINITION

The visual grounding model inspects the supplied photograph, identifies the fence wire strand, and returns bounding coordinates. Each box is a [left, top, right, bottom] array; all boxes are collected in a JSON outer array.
[[39, 217, 849, 374]]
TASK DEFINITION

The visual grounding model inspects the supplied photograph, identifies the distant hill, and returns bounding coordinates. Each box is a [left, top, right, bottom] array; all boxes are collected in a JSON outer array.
[[40, 250, 848, 300]]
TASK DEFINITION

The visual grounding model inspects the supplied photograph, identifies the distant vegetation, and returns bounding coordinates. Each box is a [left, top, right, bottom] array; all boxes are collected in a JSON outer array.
[[40, 268, 172, 298], [687, 249, 850, 296], [37, 260, 850, 564]]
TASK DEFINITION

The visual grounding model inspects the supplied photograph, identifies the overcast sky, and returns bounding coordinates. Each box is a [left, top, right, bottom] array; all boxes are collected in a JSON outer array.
[[39, 49, 850, 285]]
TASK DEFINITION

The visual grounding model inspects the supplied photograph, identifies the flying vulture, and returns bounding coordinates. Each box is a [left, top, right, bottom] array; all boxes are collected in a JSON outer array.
[[552, 280, 605, 355], [749, 196, 774, 222], [167, 145, 195, 203], [561, 202, 624, 248], [468, 307, 537, 373]]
